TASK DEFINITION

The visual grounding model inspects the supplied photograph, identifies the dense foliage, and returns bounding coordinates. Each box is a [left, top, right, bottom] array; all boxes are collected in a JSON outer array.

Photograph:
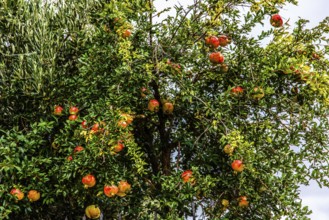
[[1, 0, 329, 219]]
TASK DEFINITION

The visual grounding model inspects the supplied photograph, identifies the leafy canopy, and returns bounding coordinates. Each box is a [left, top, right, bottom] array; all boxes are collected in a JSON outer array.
[[1, 0, 329, 219]]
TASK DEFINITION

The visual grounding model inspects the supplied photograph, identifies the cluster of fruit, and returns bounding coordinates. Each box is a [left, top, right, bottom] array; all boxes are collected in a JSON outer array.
[[10, 188, 40, 202], [205, 14, 283, 102], [82, 174, 131, 197], [104, 181, 131, 198], [206, 35, 228, 67], [204, 19, 283, 205], [66, 145, 84, 161], [54, 104, 134, 159], [81, 174, 131, 219], [205, 38, 266, 100], [140, 87, 174, 114], [147, 98, 174, 115], [219, 137, 251, 207], [224, 144, 244, 172], [222, 142, 248, 207], [220, 196, 249, 210], [53, 105, 79, 121], [231, 86, 265, 100], [53, 105, 134, 219]]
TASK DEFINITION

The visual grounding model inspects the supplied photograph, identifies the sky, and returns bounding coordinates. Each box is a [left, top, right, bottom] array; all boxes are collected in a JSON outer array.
[[154, 0, 329, 219]]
